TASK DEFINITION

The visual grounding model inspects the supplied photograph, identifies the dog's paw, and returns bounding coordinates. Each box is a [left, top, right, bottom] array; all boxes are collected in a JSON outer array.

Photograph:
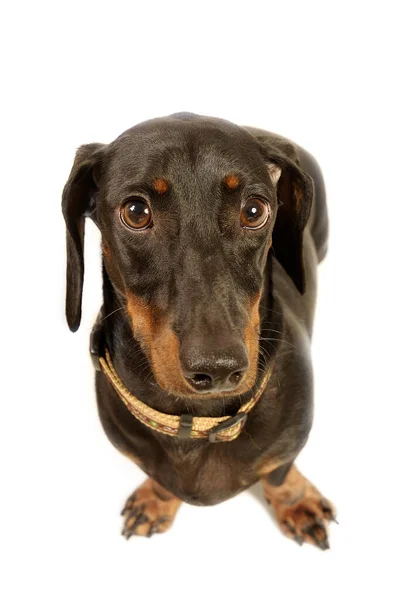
[[276, 494, 336, 549], [121, 478, 181, 539], [262, 465, 337, 550]]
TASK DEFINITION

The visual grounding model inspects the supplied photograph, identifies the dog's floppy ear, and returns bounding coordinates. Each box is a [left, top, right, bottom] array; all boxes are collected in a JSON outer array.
[[259, 138, 314, 294], [62, 143, 105, 332]]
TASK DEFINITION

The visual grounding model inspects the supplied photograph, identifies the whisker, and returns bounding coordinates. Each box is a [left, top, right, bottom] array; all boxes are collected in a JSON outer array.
[[263, 307, 284, 316], [242, 428, 262, 450], [123, 345, 145, 363], [101, 306, 126, 321], [260, 337, 296, 348], [259, 328, 284, 335]]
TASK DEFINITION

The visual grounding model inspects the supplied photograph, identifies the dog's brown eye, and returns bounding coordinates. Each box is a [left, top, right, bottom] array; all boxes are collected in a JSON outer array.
[[121, 197, 152, 230], [240, 198, 270, 229]]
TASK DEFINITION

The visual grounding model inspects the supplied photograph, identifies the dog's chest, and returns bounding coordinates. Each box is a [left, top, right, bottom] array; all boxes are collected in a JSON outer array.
[[155, 442, 253, 505]]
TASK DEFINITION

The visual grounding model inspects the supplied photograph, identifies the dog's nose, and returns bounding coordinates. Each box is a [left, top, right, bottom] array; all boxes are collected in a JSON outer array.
[[180, 342, 249, 394]]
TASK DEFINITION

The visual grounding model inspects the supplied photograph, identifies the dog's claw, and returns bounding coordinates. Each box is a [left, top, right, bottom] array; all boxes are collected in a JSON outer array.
[[283, 520, 303, 546], [304, 524, 329, 550], [318, 538, 330, 551], [147, 525, 158, 538], [311, 533, 330, 551], [121, 493, 137, 516], [320, 498, 337, 524]]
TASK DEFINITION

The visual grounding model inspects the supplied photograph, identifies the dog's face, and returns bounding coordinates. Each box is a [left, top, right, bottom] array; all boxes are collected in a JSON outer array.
[[63, 114, 313, 397]]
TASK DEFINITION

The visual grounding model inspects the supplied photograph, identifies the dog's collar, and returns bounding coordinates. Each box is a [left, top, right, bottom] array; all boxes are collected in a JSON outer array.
[[90, 322, 274, 443]]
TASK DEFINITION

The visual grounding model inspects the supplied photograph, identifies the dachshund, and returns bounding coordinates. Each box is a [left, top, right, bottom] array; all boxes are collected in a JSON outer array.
[[62, 112, 335, 549]]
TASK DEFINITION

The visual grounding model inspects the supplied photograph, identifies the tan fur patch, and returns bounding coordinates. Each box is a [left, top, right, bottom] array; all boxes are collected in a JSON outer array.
[[223, 174, 240, 191], [153, 178, 169, 194], [126, 294, 157, 350], [150, 325, 190, 394], [243, 292, 262, 390], [126, 293, 193, 395], [257, 458, 286, 478]]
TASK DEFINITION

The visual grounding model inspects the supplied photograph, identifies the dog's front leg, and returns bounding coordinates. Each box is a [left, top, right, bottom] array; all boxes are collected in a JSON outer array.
[[261, 464, 336, 549], [121, 478, 182, 539]]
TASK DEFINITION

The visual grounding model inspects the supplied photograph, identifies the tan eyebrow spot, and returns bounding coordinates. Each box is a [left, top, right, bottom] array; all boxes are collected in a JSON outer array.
[[223, 174, 240, 191], [153, 178, 169, 194]]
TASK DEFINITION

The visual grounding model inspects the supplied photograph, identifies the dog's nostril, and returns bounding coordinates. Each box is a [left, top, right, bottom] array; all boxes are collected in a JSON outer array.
[[187, 373, 214, 391], [229, 371, 244, 386], [192, 374, 212, 384]]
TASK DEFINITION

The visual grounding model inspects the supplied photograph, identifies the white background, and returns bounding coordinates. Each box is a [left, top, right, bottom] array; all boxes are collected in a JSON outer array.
[[1, 1, 398, 598]]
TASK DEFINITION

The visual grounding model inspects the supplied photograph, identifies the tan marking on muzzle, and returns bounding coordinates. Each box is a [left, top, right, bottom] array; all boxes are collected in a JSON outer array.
[[126, 291, 263, 397], [126, 294, 156, 350], [126, 293, 194, 395], [150, 325, 193, 394]]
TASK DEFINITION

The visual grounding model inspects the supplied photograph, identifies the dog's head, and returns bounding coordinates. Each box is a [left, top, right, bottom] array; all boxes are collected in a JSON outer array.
[[62, 113, 313, 397]]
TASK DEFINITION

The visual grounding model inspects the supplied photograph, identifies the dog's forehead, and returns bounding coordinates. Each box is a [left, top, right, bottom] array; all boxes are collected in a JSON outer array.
[[107, 116, 263, 179]]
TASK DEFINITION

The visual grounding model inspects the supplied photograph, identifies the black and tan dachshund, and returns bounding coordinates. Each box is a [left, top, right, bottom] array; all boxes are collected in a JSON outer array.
[[62, 113, 335, 549]]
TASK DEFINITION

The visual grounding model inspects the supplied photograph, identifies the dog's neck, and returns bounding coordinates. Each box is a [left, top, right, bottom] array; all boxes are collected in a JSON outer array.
[[100, 256, 282, 418]]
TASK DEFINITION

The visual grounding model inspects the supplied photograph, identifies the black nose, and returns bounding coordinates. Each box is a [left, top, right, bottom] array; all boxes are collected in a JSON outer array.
[[180, 342, 249, 394]]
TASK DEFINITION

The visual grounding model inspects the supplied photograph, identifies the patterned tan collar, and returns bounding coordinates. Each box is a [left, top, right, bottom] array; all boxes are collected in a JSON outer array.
[[97, 348, 274, 443]]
